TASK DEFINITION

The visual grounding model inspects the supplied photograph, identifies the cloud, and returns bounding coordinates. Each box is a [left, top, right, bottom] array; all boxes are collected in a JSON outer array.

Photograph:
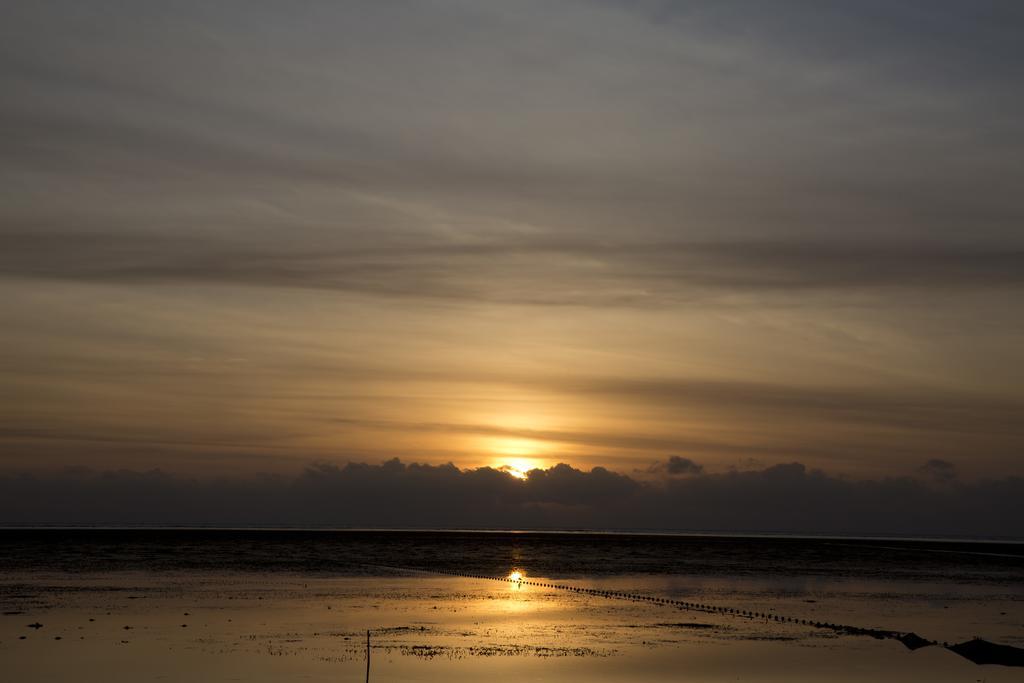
[[1, 460, 1021, 538], [919, 458, 957, 484], [647, 456, 704, 476], [3, 233, 1023, 307], [3, 1, 1024, 305], [665, 456, 703, 475]]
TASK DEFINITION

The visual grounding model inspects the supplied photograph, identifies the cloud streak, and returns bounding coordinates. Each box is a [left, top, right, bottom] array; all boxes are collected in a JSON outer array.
[[3, 233, 1023, 307]]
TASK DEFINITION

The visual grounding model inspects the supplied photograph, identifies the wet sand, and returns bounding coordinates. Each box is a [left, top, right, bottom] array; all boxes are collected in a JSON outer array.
[[2, 570, 1021, 682]]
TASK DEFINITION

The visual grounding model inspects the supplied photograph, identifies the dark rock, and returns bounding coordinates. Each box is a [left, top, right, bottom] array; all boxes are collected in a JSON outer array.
[[897, 632, 932, 651], [948, 638, 1024, 667]]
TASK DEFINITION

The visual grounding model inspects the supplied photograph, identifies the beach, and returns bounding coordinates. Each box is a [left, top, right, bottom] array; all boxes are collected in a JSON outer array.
[[1, 530, 1022, 681]]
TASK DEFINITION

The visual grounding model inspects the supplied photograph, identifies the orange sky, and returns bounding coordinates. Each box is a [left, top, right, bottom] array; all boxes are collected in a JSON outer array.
[[2, 1, 1024, 482]]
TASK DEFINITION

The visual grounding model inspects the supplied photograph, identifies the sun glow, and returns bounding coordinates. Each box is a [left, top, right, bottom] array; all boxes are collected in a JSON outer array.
[[491, 436, 543, 457], [508, 569, 524, 582], [484, 432, 548, 480], [497, 458, 539, 480]]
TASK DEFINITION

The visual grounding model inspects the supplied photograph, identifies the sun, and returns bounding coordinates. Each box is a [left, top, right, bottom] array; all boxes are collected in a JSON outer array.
[[484, 435, 547, 480], [508, 569, 524, 582], [497, 458, 537, 480]]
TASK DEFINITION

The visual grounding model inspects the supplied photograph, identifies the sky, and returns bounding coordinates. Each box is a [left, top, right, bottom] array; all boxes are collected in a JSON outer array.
[[1, 1, 1023, 530]]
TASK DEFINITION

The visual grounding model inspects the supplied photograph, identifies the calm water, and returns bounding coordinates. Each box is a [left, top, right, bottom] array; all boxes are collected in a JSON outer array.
[[1, 530, 1022, 681], [3, 529, 1022, 579]]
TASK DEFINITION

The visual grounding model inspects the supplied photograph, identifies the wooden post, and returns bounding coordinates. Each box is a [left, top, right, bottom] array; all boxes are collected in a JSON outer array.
[[365, 630, 370, 683]]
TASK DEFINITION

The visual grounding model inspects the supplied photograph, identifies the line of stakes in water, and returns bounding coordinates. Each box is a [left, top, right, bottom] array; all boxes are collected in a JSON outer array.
[[377, 565, 1024, 668]]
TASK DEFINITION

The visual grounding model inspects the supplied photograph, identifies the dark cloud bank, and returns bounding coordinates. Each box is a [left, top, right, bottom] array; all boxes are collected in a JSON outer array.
[[2, 459, 1021, 538]]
